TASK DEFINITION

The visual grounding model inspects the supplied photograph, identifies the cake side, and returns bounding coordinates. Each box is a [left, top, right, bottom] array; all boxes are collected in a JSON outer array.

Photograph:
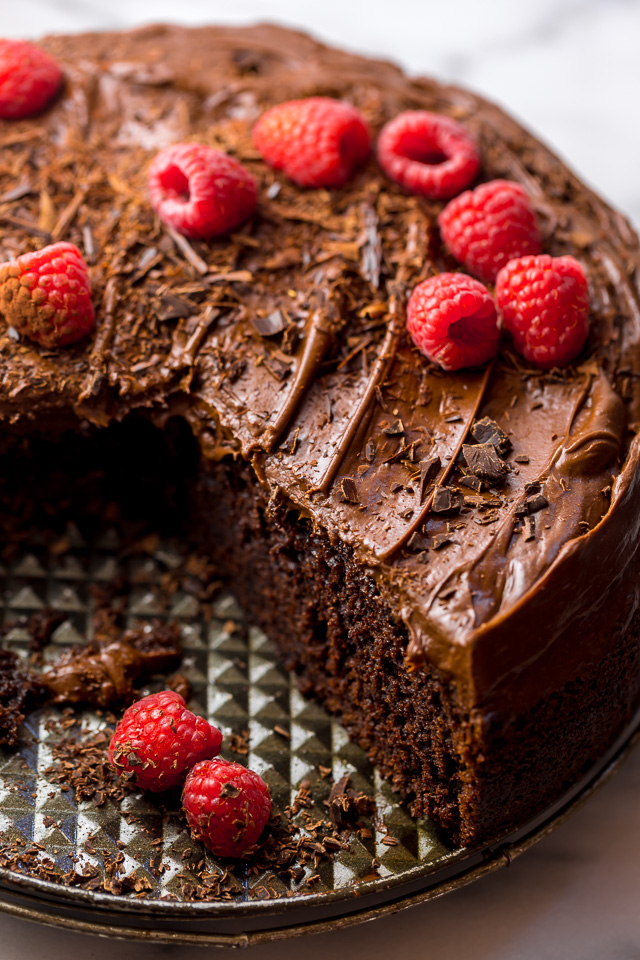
[[192, 450, 640, 844]]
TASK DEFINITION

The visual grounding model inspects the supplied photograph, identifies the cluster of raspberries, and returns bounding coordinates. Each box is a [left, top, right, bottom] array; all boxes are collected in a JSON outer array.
[[108, 690, 271, 858], [0, 38, 589, 369]]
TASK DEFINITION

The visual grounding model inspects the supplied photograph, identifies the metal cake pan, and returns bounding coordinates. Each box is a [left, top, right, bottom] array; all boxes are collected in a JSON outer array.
[[1, 531, 638, 945]]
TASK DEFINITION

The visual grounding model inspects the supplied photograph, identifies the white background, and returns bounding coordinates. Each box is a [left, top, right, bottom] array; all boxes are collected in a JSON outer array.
[[3, 2, 640, 958]]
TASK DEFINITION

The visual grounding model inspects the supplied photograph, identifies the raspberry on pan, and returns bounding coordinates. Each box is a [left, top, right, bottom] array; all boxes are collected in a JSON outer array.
[[0, 241, 94, 348], [495, 254, 589, 369], [148, 142, 257, 240], [406, 272, 499, 372], [0, 38, 63, 120], [252, 96, 371, 189], [182, 758, 272, 858], [377, 110, 480, 200], [438, 179, 542, 283], [109, 690, 223, 793]]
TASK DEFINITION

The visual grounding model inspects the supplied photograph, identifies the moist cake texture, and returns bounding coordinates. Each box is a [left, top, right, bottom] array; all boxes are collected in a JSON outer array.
[[1, 23, 640, 844]]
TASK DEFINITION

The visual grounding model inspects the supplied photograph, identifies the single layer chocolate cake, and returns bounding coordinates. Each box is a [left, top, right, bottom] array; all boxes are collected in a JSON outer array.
[[1, 23, 640, 847]]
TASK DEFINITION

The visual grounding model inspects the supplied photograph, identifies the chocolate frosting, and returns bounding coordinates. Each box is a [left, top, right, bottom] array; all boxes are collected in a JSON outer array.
[[1, 23, 640, 714]]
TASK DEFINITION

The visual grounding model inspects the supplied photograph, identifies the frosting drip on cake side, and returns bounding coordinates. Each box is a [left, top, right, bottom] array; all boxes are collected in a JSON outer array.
[[0, 24, 639, 712]]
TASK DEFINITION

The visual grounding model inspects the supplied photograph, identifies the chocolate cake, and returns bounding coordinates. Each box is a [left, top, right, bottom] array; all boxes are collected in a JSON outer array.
[[1, 22, 640, 847]]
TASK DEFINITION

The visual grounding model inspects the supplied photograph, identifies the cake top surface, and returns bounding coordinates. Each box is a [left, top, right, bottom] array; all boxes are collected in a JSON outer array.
[[1, 22, 640, 710]]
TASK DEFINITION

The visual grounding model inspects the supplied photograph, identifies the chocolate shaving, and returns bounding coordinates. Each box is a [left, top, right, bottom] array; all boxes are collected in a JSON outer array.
[[473, 510, 500, 525], [419, 456, 442, 501], [340, 477, 359, 504], [382, 438, 420, 465], [166, 225, 208, 275], [326, 774, 375, 829], [156, 293, 195, 321], [360, 201, 382, 290], [251, 310, 287, 336], [525, 492, 549, 514]]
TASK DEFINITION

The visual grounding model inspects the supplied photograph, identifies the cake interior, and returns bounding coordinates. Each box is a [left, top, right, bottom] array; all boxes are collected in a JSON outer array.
[[3, 414, 638, 847]]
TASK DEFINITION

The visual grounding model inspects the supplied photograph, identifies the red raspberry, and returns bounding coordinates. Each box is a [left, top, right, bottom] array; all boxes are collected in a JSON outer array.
[[377, 110, 480, 200], [407, 272, 499, 371], [495, 254, 589, 369], [252, 97, 370, 189], [148, 142, 257, 240], [182, 758, 272, 858], [0, 241, 94, 348], [0, 39, 63, 120], [109, 690, 223, 793], [438, 179, 542, 283]]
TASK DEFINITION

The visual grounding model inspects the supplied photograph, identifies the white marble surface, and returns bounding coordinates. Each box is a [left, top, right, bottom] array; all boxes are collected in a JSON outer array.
[[2, 1, 640, 957]]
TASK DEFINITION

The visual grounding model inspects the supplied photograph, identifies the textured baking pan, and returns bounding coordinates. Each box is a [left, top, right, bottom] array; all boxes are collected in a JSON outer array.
[[1, 529, 638, 946]]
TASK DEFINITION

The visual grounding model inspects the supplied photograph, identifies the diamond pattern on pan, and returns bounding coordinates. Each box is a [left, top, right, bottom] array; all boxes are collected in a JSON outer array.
[[0, 534, 451, 903]]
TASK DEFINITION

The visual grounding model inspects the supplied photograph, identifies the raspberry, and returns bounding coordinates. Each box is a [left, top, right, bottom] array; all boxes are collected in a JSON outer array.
[[252, 97, 370, 189], [438, 179, 542, 283], [407, 272, 499, 371], [109, 690, 223, 793], [148, 142, 257, 240], [495, 254, 589, 369], [377, 110, 480, 200], [0, 39, 63, 120], [182, 758, 272, 858], [0, 241, 94, 348]]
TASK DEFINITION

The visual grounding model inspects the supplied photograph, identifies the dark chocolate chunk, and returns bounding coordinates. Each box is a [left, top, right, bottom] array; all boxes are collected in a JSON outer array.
[[523, 515, 536, 541], [365, 440, 376, 462], [156, 293, 195, 321], [251, 309, 287, 336], [381, 418, 404, 436], [431, 486, 462, 514], [525, 492, 549, 514], [471, 416, 512, 455], [419, 456, 441, 502], [462, 444, 509, 484], [460, 475, 485, 493], [431, 533, 457, 550], [514, 454, 530, 464], [340, 477, 359, 503]]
